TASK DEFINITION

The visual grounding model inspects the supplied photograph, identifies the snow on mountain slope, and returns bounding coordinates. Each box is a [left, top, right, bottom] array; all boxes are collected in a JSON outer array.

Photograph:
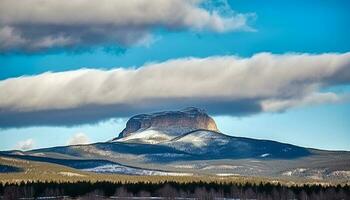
[[171, 130, 229, 147], [116, 129, 173, 144], [115, 128, 226, 145], [164, 130, 231, 154], [157, 129, 312, 159], [171, 130, 229, 148]]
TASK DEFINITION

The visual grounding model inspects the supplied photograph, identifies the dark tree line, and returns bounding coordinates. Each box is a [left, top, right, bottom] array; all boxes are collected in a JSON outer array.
[[0, 180, 349, 199]]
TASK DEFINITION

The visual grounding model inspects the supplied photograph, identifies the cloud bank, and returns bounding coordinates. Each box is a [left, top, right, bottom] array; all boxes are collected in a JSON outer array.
[[0, 0, 254, 53], [67, 133, 90, 145], [15, 139, 35, 150], [0, 52, 349, 127]]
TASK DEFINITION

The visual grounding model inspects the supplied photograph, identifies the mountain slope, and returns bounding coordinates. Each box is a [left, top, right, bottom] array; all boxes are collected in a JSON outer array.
[[164, 129, 310, 158], [1, 107, 349, 182]]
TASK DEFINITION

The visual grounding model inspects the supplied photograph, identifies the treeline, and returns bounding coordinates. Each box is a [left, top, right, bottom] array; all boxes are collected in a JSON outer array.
[[0, 180, 349, 200]]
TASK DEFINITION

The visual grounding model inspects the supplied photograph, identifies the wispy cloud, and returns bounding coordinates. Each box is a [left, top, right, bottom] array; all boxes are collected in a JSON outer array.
[[67, 133, 90, 145], [0, 52, 349, 127], [0, 0, 254, 53], [261, 92, 346, 112], [15, 139, 34, 150]]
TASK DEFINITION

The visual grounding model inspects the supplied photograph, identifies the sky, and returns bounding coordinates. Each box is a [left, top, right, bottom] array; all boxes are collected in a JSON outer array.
[[0, 0, 349, 151]]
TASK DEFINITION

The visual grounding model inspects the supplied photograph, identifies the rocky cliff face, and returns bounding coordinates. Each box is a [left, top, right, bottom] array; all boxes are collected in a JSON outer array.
[[117, 107, 218, 138]]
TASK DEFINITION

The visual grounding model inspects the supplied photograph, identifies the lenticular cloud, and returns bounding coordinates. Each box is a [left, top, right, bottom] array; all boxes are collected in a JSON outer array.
[[0, 52, 349, 127]]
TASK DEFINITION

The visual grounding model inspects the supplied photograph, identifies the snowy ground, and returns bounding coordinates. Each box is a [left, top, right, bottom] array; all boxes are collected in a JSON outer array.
[[83, 164, 193, 176]]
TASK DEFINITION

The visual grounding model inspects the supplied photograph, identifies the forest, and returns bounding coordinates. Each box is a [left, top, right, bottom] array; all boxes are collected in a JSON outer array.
[[0, 180, 349, 200]]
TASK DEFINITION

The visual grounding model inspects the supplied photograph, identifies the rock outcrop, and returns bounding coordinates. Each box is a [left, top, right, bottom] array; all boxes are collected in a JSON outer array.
[[117, 107, 218, 138]]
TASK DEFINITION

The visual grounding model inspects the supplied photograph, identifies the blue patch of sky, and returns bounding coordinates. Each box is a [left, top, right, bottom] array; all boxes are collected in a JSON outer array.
[[215, 101, 350, 151], [0, 118, 126, 151]]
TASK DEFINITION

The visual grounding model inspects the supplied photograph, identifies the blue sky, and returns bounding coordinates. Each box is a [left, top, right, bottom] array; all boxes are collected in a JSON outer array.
[[0, 0, 349, 151]]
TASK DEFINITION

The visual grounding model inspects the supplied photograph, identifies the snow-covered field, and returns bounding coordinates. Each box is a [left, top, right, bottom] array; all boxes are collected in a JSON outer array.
[[83, 164, 193, 176], [282, 168, 350, 180]]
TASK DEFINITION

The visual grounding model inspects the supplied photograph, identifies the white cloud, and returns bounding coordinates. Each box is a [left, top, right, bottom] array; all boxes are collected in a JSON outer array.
[[0, 0, 254, 52], [261, 92, 345, 112], [67, 133, 90, 145], [0, 52, 349, 127], [15, 139, 35, 151]]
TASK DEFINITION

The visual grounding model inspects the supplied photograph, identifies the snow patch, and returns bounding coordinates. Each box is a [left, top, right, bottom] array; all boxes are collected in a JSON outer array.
[[31, 153, 45, 156], [331, 170, 350, 177], [172, 164, 196, 169], [58, 172, 85, 177], [174, 131, 229, 148], [201, 165, 242, 170], [165, 130, 230, 154], [11, 152, 25, 155], [260, 153, 270, 158], [216, 173, 239, 176], [282, 168, 308, 176], [83, 164, 193, 176], [117, 129, 173, 144]]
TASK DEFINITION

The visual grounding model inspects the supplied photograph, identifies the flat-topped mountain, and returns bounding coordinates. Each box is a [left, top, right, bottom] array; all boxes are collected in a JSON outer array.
[[1, 107, 349, 182], [112, 108, 310, 159], [114, 107, 218, 142]]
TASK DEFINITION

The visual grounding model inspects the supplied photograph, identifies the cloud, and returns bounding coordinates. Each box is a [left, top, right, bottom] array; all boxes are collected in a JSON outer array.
[[67, 133, 90, 145], [0, 52, 349, 127], [0, 0, 254, 53], [15, 139, 35, 150], [0, 26, 27, 49], [261, 92, 345, 112]]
